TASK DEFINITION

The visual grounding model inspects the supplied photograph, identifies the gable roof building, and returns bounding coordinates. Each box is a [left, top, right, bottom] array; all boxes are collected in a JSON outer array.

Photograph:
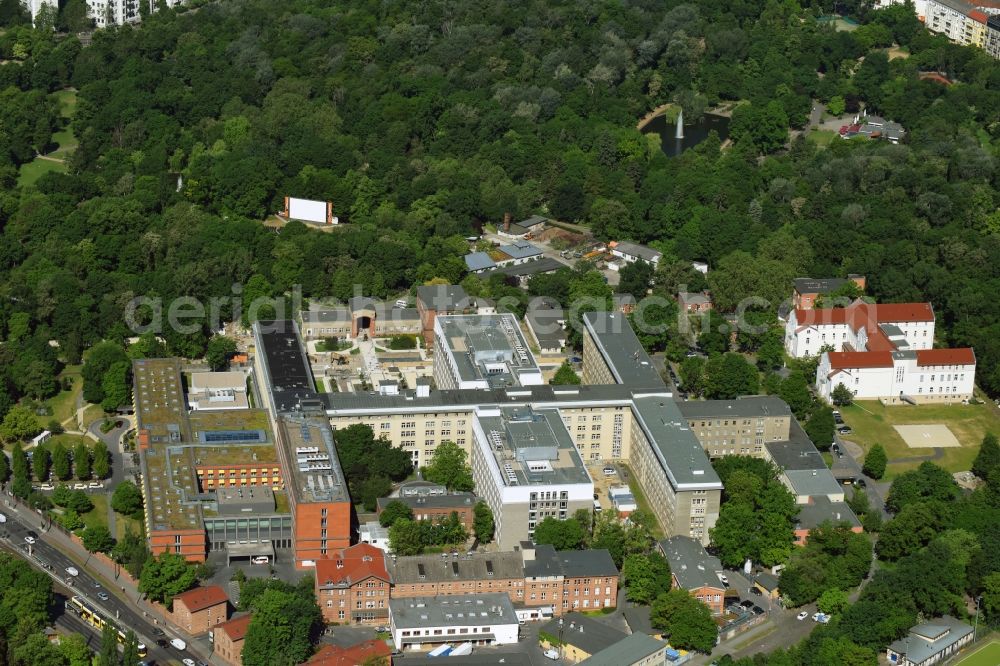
[[539, 613, 629, 661], [657, 536, 726, 614], [886, 616, 974, 666], [579, 632, 669, 666]]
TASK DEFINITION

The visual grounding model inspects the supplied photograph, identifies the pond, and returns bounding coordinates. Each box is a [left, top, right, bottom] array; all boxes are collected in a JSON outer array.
[[642, 113, 730, 157]]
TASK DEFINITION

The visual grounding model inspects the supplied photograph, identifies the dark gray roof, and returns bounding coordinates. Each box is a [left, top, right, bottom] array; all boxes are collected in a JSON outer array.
[[389, 594, 517, 629], [623, 606, 657, 636], [632, 397, 721, 490], [465, 252, 496, 272], [582, 312, 664, 388], [525, 302, 566, 349], [523, 545, 618, 579], [499, 241, 543, 260], [794, 496, 860, 531], [658, 536, 724, 591], [301, 308, 350, 324], [416, 285, 473, 312], [253, 320, 323, 413], [579, 633, 667, 665], [784, 468, 844, 498], [792, 277, 852, 295], [678, 396, 791, 420], [889, 617, 972, 665], [484, 257, 564, 279], [387, 551, 524, 584], [539, 614, 628, 656], [519, 215, 548, 228], [376, 492, 477, 513], [764, 420, 825, 471], [755, 572, 779, 590], [324, 383, 641, 414], [612, 242, 661, 263]]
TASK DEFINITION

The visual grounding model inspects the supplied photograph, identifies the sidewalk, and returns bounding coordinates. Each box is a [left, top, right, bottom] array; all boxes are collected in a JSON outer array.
[[4, 493, 212, 660]]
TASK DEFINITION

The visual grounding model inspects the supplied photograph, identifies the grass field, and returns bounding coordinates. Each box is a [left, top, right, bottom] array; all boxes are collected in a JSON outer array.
[[39, 366, 83, 428], [808, 128, 838, 147], [840, 400, 1000, 478], [620, 464, 665, 539], [17, 158, 66, 187], [953, 639, 1000, 666], [80, 494, 108, 532], [52, 89, 77, 118]]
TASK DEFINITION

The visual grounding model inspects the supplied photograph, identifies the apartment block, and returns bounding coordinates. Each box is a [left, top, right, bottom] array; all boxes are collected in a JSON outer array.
[[314, 543, 391, 625], [677, 396, 792, 458], [522, 544, 619, 614]]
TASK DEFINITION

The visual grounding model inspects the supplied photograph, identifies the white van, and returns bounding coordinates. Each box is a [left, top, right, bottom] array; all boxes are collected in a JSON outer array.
[[170, 638, 187, 650]]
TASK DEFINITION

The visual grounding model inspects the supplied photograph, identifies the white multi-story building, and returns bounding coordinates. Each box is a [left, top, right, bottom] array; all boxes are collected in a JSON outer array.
[[433, 314, 543, 390], [816, 348, 976, 405], [389, 594, 519, 651], [470, 406, 594, 550], [924, 0, 993, 47], [784, 301, 935, 358], [44, 0, 188, 29]]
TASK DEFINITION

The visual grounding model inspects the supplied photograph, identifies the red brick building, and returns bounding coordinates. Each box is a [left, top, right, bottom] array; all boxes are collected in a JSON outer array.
[[521, 545, 620, 615], [171, 585, 229, 634], [212, 614, 252, 666], [658, 537, 726, 615], [375, 493, 477, 530], [678, 291, 713, 313], [302, 639, 391, 665], [314, 543, 390, 625]]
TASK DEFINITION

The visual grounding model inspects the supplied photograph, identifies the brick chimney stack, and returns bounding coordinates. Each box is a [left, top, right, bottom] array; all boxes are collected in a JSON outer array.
[[503, 212, 512, 233]]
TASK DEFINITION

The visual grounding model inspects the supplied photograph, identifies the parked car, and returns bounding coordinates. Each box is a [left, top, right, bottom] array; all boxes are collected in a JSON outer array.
[[752, 606, 765, 615], [543, 649, 560, 660], [72, 483, 88, 490], [182, 659, 196, 666], [837, 426, 853, 435], [24, 536, 36, 545], [155, 640, 168, 648], [251, 556, 269, 565], [602, 466, 616, 476], [376, 626, 390, 633], [740, 600, 754, 609], [97, 592, 109, 601], [719, 574, 729, 586], [87, 482, 103, 489], [855, 479, 867, 488], [749, 587, 761, 596], [170, 638, 186, 650], [796, 611, 809, 621], [65, 567, 79, 577]]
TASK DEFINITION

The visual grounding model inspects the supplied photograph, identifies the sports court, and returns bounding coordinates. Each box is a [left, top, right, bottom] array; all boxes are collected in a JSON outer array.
[[893, 424, 961, 448], [953, 639, 1000, 666]]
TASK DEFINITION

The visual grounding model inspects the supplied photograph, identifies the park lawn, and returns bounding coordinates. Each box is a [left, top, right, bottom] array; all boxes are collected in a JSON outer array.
[[51, 89, 78, 118], [953, 638, 1000, 666], [49, 127, 78, 159], [840, 400, 1000, 478], [17, 158, 66, 187], [620, 464, 665, 539], [81, 494, 109, 532], [40, 366, 83, 427], [807, 129, 838, 147], [116, 514, 143, 540]]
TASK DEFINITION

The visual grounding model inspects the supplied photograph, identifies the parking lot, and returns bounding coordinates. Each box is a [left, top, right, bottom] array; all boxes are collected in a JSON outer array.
[[586, 462, 629, 512]]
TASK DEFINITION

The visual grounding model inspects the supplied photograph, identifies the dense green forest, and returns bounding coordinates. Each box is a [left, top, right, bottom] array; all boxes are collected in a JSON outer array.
[[0, 0, 999, 408]]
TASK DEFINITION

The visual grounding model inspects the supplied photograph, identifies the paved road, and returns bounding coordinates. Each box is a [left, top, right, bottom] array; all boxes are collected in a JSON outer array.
[[0, 509, 179, 664], [834, 435, 891, 519], [3, 507, 181, 664]]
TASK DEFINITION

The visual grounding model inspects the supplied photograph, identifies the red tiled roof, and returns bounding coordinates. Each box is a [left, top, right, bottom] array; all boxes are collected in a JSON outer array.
[[828, 351, 894, 370], [794, 302, 934, 331], [303, 640, 390, 665], [969, 9, 988, 23], [315, 543, 389, 587], [173, 585, 229, 613], [916, 348, 976, 366], [865, 326, 896, 352], [216, 614, 252, 642]]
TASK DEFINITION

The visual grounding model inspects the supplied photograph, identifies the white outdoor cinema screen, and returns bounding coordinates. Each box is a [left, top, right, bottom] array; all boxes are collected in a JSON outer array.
[[287, 197, 329, 224]]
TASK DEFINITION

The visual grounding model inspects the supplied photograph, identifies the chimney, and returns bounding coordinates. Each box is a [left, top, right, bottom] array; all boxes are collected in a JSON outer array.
[[503, 212, 512, 233]]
